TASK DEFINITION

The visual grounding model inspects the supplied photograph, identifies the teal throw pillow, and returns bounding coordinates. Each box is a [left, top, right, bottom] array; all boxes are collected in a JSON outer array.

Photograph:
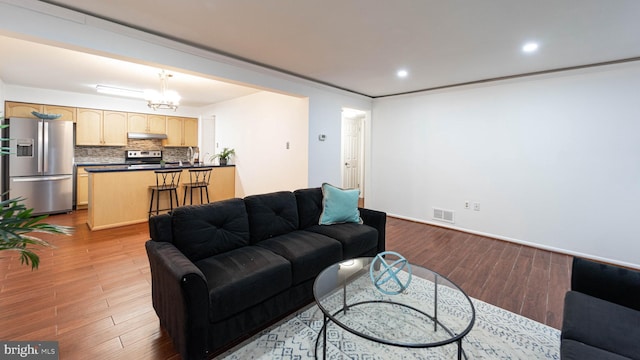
[[319, 183, 362, 225]]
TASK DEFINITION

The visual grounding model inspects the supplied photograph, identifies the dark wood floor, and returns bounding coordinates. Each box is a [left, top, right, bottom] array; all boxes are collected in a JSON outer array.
[[0, 210, 571, 359]]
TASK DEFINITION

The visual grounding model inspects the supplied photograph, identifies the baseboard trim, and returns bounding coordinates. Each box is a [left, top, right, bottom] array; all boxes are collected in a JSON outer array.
[[387, 213, 640, 271]]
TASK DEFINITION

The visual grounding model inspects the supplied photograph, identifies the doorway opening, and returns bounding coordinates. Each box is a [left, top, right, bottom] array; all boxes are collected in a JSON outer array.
[[341, 108, 366, 207]]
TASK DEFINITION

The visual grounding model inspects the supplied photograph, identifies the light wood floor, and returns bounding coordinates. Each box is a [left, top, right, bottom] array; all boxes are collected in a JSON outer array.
[[0, 210, 571, 359]]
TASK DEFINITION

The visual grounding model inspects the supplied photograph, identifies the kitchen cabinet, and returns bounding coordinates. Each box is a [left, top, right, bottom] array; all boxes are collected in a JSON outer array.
[[166, 116, 198, 147], [103, 111, 128, 145], [43, 105, 76, 122], [76, 108, 102, 145], [128, 113, 166, 134], [183, 118, 198, 146], [4, 102, 42, 118], [76, 166, 89, 208], [4, 102, 76, 121], [76, 108, 127, 146]]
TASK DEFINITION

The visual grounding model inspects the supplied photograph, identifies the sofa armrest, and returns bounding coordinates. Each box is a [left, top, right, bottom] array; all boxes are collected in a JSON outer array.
[[148, 213, 173, 243], [145, 240, 209, 360], [359, 207, 386, 254], [571, 257, 640, 311]]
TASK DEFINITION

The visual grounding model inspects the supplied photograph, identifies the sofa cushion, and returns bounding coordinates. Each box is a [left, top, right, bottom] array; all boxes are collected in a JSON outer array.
[[562, 290, 640, 359], [306, 223, 378, 259], [195, 246, 292, 322], [171, 198, 250, 262], [256, 230, 342, 285], [561, 339, 633, 360], [571, 257, 640, 312], [244, 191, 299, 244], [294, 187, 323, 229], [319, 183, 362, 225]]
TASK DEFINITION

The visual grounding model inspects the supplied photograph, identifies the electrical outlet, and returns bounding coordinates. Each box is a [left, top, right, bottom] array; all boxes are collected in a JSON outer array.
[[473, 202, 480, 211], [464, 201, 470, 209]]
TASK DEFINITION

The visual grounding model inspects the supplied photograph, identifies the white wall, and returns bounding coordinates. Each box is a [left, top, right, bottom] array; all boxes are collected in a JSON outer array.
[[201, 91, 309, 197], [0, 77, 5, 107], [370, 62, 640, 268], [0, 1, 372, 188]]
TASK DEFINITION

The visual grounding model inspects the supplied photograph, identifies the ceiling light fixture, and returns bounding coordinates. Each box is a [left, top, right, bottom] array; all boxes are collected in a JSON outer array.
[[144, 70, 181, 111], [397, 69, 409, 78], [522, 42, 539, 53], [96, 84, 145, 98]]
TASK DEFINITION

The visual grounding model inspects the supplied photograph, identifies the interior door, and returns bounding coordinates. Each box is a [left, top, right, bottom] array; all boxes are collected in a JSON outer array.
[[341, 116, 362, 190]]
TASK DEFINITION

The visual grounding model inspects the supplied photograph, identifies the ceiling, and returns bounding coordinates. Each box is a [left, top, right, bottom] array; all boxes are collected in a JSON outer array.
[[3, 0, 640, 102], [0, 35, 261, 107]]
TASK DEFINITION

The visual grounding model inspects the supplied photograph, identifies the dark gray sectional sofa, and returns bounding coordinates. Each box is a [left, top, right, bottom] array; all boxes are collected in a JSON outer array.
[[145, 187, 386, 359], [561, 257, 640, 359]]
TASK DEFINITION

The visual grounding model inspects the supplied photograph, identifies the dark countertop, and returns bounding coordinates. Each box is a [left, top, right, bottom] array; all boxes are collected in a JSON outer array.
[[82, 163, 234, 173]]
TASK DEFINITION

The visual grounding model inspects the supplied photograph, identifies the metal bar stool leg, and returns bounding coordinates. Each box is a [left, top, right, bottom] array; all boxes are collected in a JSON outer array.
[[149, 189, 155, 218], [182, 186, 187, 206], [156, 187, 160, 215]]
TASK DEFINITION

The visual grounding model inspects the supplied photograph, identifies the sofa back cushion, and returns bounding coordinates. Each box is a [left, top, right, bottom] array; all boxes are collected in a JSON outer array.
[[244, 191, 299, 243], [294, 187, 323, 229], [171, 198, 250, 262]]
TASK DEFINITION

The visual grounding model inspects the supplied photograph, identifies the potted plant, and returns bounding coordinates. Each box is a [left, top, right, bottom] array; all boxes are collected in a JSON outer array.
[[0, 117, 73, 270], [211, 147, 235, 166]]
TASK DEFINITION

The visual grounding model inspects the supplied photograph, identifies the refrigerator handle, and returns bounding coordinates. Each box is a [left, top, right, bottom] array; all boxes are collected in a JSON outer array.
[[43, 121, 49, 173], [37, 120, 44, 173]]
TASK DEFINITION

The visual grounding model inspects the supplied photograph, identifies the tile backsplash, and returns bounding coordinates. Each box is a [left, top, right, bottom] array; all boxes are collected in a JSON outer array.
[[74, 139, 196, 164]]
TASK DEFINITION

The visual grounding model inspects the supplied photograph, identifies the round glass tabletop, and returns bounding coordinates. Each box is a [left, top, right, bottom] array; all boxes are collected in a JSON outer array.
[[313, 257, 475, 356]]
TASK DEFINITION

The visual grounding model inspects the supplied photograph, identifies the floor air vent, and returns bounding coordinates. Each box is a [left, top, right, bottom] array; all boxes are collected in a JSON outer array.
[[433, 207, 455, 224]]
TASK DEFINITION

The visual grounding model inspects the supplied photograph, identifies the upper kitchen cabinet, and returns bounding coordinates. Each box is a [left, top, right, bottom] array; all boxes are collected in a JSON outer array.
[[4, 102, 42, 118], [128, 113, 166, 134], [43, 105, 76, 122], [5, 102, 76, 121], [76, 108, 127, 146], [165, 116, 198, 147]]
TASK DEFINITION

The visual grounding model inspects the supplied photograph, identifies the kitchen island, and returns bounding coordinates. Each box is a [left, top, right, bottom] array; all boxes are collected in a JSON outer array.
[[85, 164, 235, 230]]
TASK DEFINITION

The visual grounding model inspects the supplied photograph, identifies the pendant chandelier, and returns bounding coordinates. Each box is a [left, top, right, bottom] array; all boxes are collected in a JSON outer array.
[[144, 70, 181, 111]]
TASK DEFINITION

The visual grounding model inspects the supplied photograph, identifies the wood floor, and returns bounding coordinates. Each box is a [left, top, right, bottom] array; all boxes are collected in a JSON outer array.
[[0, 210, 571, 359]]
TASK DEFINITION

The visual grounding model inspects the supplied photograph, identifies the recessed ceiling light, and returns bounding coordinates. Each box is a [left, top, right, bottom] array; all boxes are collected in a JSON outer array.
[[397, 69, 408, 78], [522, 42, 539, 53]]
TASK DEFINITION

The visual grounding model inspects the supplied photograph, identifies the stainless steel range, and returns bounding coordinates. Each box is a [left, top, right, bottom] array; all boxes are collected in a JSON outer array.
[[125, 150, 163, 169]]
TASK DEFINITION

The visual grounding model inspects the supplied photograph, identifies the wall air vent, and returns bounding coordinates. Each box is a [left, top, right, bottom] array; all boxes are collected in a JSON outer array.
[[433, 207, 455, 224]]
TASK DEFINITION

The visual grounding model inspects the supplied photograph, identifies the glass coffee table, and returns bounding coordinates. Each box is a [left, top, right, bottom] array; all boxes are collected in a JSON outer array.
[[313, 256, 476, 359]]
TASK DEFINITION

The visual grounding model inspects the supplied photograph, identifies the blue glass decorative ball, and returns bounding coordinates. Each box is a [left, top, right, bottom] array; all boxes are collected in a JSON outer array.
[[369, 251, 412, 295]]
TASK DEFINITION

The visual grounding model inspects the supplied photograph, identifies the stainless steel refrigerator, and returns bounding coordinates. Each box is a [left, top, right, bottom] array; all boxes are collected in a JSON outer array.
[[2, 117, 74, 215]]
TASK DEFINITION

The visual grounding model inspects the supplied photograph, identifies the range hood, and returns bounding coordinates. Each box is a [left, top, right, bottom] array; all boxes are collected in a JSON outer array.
[[127, 132, 168, 140]]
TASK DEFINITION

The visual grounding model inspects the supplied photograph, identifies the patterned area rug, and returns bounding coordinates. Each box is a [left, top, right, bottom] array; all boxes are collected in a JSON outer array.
[[220, 275, 560, 360]]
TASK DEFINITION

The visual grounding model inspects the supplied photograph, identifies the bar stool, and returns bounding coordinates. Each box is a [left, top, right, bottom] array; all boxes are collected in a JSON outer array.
[[182, 168, 213, 205], [149, 169, 182, 217]]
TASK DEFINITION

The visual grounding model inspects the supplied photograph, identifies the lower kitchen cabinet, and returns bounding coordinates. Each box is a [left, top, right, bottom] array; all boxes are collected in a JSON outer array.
[[76, 166, 89, 208]]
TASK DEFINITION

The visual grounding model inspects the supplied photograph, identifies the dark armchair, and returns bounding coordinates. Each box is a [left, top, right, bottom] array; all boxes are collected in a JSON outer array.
[[561, 257, 640, 359]]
